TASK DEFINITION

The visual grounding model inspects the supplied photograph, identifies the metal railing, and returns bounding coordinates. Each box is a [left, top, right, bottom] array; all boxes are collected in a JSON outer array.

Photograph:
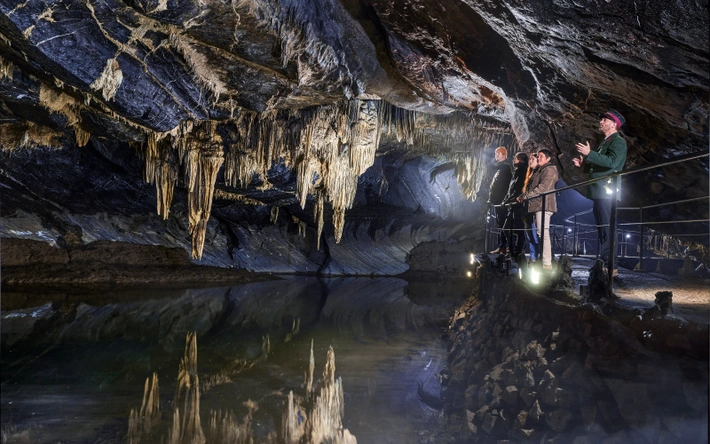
[[485, 150, 709, 288]]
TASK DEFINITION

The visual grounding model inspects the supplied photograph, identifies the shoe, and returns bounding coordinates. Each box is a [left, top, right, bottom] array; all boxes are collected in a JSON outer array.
[[490, 247, 507, 255], [543, 264, 553, 270], [612, 269, 619, 277]]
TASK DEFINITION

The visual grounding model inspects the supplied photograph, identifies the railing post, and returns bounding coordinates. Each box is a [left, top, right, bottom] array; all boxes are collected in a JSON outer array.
[[573, 215, 579, 256], [508, 204, 514, 256], [561, 223, 567, 255], [637, 207, 644, 271], [484, 203, 490, 253], [608, 176, 619, 287], [540, 194, 546, 263]]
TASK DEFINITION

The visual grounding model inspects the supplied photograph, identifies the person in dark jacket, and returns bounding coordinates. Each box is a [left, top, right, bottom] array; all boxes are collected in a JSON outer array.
[[518, 149, 558, 269], [573, 110, 627, 273], [501, 152, 529, 259], [488, 146, 513, 254]]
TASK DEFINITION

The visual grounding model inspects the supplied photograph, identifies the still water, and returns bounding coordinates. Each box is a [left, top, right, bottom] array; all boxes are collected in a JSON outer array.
[[1, 276, 469, 443]]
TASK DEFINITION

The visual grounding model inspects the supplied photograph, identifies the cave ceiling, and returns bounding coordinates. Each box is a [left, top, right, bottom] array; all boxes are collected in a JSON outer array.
[[0, 0, 708, 259]]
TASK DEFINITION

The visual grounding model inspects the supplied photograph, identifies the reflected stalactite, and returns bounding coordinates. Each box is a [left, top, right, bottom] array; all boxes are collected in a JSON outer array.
[[309, 346, 354, 444], [128, 372, 160, 444], [170, 331, 206, 444], [282, 342, 357, 444], [206, 401, 260, 444], [306, 339, 315, 395]]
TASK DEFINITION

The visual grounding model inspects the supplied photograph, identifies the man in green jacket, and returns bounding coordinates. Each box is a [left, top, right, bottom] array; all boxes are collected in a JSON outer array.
[[573, 110, 628, 271]]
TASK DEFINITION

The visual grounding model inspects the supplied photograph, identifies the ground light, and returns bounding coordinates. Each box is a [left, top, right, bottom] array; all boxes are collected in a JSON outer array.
[[529, 268, 541, 285]]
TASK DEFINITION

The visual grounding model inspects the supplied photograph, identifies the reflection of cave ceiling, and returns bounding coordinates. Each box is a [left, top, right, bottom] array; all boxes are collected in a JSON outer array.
[[1, 0, 708, 260]]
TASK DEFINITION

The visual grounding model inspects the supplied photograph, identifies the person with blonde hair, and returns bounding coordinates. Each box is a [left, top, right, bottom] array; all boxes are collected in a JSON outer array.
[[488, 146, 513, 254]]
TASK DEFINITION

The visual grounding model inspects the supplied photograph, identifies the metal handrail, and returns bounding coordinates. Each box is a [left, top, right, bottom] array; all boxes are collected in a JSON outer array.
[[495, 150, 709, 288]]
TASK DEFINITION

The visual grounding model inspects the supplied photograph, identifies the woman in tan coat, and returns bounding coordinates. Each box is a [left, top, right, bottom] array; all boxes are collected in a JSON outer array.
[[517, 149, 559, 269]]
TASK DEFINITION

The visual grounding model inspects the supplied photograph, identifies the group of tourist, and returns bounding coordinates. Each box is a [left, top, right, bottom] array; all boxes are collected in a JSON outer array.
[[487, 109, 628, 273]]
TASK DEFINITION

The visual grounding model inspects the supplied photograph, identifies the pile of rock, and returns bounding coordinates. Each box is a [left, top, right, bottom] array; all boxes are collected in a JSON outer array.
[[441, 264, 709, 443]]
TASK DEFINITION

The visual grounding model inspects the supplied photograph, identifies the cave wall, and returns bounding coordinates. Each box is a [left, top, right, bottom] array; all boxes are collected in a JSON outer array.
[[0, 136, 483, 277]]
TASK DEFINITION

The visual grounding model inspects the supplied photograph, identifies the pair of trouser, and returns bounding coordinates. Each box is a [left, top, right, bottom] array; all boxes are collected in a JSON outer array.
[[494, 205, 508, 249], [535, 211, 553, 267], [592, 199, 612, 265], [503, 205, 525, 255], [525, 213, 540, 260]]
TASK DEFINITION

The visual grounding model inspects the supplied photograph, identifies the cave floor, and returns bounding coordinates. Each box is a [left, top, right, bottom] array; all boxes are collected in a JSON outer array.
[[568, 257, 710, 325]]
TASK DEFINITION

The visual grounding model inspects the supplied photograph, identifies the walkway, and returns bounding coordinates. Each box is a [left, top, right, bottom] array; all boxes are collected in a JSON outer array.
[[568, 257, 710, 325]]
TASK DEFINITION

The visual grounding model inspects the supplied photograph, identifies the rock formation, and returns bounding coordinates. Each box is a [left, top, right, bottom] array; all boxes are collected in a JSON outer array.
[[1, 0, 706, 269]]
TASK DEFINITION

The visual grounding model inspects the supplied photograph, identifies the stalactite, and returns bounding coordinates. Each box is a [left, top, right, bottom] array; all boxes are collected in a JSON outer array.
[[0, 121, 62, 151], [171, 332, 205, 444], [169, 32, 228, 103], [143, 132, 178, 220], [314, 192, 325, 250], [454, 151, 487, 200], [0, 55, 14, 79], [89, 58, 123, 102], [225, 112, 262, 189], [292, 215, 307, 238], [74, 126, 91, 147], [270, 206, 279, 224], [185, 123, 224, 259]]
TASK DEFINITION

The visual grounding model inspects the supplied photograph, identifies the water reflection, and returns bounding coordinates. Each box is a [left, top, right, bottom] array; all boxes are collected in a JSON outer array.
[[1, 276, 467, 443]]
